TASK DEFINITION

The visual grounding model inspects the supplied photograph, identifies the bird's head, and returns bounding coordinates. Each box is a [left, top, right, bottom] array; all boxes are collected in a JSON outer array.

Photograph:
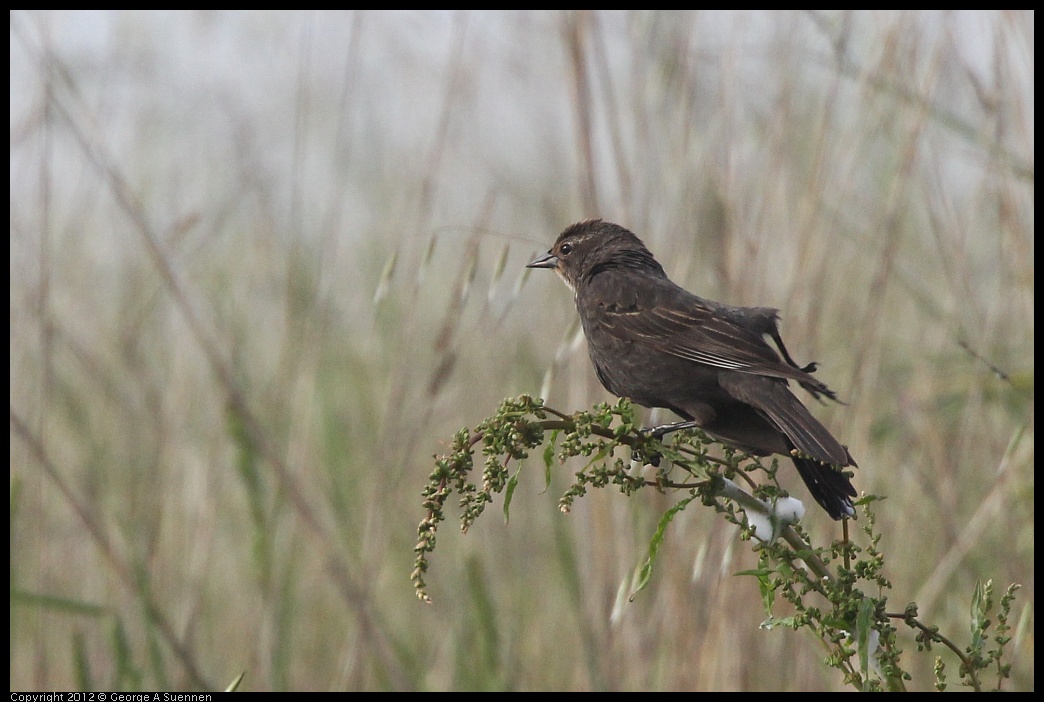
[[526, 219, 663, 290]]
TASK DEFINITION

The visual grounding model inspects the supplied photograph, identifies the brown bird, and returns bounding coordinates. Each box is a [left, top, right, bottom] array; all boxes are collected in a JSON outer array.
[[527, 219, 857, 520]]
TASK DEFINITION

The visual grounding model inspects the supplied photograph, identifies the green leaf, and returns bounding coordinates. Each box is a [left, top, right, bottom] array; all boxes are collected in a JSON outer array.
[[736, 567, 775, 614], [630, 493, 697, 600], [759, 615, 800, 630], [503, 463, 523, 523], [970, 579, 991, 653], [542, 429, 559, 491]]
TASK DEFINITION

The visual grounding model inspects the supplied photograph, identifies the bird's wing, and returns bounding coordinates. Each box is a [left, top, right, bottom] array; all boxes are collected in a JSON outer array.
[[587, 273, 831, 392], [718, 373, 853, 466]]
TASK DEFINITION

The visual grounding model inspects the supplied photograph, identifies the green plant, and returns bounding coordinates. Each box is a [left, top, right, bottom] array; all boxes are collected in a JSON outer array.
[[414, 395, 1021, 692]]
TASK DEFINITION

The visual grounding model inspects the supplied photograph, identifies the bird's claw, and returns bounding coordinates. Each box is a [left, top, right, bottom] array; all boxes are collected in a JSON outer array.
[[643, 420, 700, 441], [635, 420, 701, 465]]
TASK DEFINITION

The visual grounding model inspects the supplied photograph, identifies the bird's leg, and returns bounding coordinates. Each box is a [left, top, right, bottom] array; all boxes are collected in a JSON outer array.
[[634, 420, 700, 468], [643, 420, 700, 440]]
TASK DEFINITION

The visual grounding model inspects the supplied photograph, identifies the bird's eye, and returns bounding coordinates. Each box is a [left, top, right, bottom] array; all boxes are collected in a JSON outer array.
[[560, 243, 573, 255]]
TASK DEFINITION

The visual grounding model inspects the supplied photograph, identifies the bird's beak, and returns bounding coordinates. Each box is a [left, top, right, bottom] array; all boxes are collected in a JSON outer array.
[[527, 251, 558, 269]]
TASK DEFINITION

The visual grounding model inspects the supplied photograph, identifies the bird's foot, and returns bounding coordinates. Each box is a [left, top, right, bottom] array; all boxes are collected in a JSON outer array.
[[642, 420, 700, 441], [634, 420, 701, 467]]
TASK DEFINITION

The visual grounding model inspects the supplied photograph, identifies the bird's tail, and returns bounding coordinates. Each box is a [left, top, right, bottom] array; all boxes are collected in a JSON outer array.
[[790, 455, 857, 520]]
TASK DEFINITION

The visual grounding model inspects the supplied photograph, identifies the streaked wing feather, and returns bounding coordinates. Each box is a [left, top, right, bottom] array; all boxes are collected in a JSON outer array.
[[720, 373, 850, 465], [601, 297, 802, 379]]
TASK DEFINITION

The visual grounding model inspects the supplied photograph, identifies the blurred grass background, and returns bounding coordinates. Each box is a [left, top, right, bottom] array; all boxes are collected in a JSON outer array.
[[9, 10, 1033, 691]]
